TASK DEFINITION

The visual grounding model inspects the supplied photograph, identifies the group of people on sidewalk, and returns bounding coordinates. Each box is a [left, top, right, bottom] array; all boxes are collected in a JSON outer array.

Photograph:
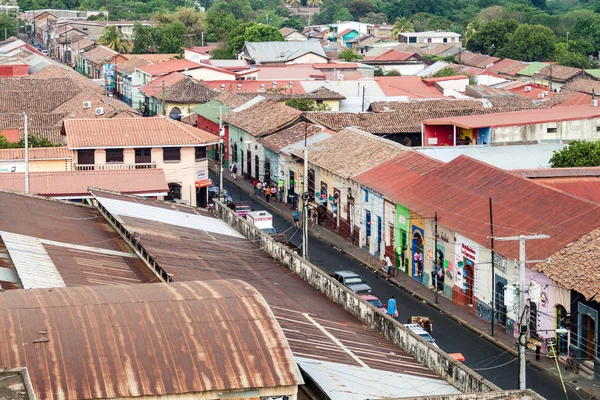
[[252, 178, 284, 203]]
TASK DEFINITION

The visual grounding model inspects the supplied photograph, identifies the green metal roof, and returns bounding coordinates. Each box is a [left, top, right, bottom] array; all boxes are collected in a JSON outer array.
[[517, 62, 548, 77], [585, 69, 600, 78], [192, 100, 232, 124]]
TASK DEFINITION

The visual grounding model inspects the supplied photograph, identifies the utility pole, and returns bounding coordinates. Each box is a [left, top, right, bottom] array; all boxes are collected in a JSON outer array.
[[24, 113, 29, 194], [361, 86, 366, 112], [489, 198, 495, 337], [433, 212, 438, 304], [218, 106, 224, 201], [302, 120, 309, 260], [161, 80, 166, 116], [495, 234, 549, 390]]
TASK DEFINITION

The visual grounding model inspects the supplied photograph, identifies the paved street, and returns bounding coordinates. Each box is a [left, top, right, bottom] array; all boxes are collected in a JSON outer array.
[[217, 173, 592, 400]]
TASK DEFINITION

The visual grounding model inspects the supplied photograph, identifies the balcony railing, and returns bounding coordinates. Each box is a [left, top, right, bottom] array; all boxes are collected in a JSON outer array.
[[75, 162, 157, 171]]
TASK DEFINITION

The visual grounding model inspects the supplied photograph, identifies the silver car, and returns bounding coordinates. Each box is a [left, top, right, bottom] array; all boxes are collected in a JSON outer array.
[[332, 270, 372, 294]]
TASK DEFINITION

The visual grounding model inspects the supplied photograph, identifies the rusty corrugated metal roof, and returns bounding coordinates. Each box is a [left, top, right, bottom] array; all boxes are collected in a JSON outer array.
[[91, 191, 441, 379], [0, 191, 156, 286], [0, 280, 303, 399]]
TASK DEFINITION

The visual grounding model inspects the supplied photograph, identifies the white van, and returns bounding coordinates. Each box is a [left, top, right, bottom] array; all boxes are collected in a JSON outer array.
[[405, 324, 439, 348]]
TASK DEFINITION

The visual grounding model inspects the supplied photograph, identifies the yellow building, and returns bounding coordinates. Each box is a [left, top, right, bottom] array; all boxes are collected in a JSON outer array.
[[0, 147, 74, 173]]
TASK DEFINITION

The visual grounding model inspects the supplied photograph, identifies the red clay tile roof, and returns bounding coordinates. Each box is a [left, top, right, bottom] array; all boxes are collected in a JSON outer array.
[[215, 91, 247, 108], [354, 151, 444, 198], [0, 147, 73, 160], [258, 122, 328, 152], [280, 27, 296, 37], [137, 59, 202, 76], [564, 79, 600, 95], [82, 45, 120, 65], [534, 65, 588, 82], [291, 127, 405, 178], [364, 50, 417, 62], [63, 117, 218, 148], [0, 169, 168, 197], [204, 80, 307, 94], [151, 76, 218, 103], [487, 58, 528, 76], [387, 155, 600, 263], [236, 86, 345, 101], [223, 100, 302, 137], [140, 72, 187, 97], [28, 65, 104, 93], [369, 99, 484, 113], [424, 104, 600, 128], [53, 89, 140, 120], [457, 50, 501, 68], [116, 56, 152, 75]]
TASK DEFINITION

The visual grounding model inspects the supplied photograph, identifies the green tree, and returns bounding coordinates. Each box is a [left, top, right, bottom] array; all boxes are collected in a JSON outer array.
[[386, 69, 401, 76], [0, 14, 17, 39], [132, 22, 155, 54], [98, 26, 131, 53], [549, 140, 600, 167], [281, 15, 305, 30], [433, 67, 477, 84], [333, 7, 353, 22], [228, 23, 284, 54], [153, 21, 187, 54], [499, 24, 556, 61], [15, 135, 57, 148], [467, 19, 519, 55], [392, 17, 414, 40], [208, 0, 253, 21], [307, 0, 322, 7], [205, 10, 239, 41], [347, 0, 375, 20], [339, 48, 363, 61], [210, 46, 236, 59], [284, 99, 331, 111], [360, 12, 388, 24]]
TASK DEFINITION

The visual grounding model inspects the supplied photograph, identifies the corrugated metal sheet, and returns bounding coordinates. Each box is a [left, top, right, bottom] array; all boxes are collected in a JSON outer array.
[[536, 179, 600, 204], [0, 280, 303, 400], [96, 195, 244, 238], [511, 167, 600, 178], [296, 357, 460, 400], [90, 191, 439, 380], [0, 191, 155, 286], [386, 155, 600, 261]]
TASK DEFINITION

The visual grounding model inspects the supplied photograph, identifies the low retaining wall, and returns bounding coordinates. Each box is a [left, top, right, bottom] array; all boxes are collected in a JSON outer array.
[[214, 200, 500, 394]]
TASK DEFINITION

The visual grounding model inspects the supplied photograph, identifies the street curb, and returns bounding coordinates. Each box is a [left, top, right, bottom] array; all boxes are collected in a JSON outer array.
[[216, 168, 594, 397]]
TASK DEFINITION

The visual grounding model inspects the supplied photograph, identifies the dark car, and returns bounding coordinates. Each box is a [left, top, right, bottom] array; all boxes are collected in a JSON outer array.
[[331, 270, 372, 294], [208, 185, 233, 204]]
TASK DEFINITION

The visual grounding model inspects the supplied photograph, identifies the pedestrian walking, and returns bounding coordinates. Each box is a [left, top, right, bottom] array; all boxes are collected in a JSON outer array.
[[385, 254, 393, 275], [293, 210, 300, 228], [265, 186, 271, 202], [387, 295, 398, 318], [256, 181, 262, 197], [279, 184, 284, 203], [232, 163, 237, 180], [271, 185, 278, 203], [310, 208, 317, 227], [262, 180, 268, 197]]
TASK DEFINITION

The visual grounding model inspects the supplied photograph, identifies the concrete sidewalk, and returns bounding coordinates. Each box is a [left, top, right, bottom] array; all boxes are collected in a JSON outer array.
[[211, 162, 599, 399]]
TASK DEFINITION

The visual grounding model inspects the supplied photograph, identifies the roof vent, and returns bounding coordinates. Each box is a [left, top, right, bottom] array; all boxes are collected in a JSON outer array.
[[95, 107, 105, 116], [289, 81, 293, 87], [593, 99, 598, 107], [237, 83, 242, 90], [272, 81, 277, 88], [538, 93, 544, 99], [220, 84, 225, 91], [524, 86, 531, 92], [260, 83, 265, 92], [542, 91, 548, 96], [82, 101, 92, 109]]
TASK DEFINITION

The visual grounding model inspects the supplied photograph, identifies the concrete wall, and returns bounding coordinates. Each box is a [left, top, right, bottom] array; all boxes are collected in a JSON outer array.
[[213, 200, 501, 395], [396, 389, 544, 400], [188, 68, 236, 81], [492, 117, 600, 144]]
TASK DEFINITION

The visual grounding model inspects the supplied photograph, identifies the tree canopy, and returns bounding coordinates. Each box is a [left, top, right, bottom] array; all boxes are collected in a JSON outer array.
[[339, 49, 363, 62], [284, 99, 331, 111], [549, 140, 600, 168], [98, 26, 131, 53]]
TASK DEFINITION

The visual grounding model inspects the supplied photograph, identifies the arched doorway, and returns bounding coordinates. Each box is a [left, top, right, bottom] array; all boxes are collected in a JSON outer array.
[[556, 305, 568, 354], [169, 107, 182, 120], [463, 259, 474, 305], [495, 281, 507, 325], [411, 226, 424, 281], [581, 314, 596, 360], [166, 183, 182, 201]]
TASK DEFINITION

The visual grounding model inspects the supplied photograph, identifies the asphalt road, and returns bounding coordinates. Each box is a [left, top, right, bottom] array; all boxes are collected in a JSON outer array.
[[219, 175, 589, 400]]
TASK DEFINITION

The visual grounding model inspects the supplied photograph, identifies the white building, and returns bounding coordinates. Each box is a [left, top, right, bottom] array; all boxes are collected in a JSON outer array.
[[398, 31, 461, 45]]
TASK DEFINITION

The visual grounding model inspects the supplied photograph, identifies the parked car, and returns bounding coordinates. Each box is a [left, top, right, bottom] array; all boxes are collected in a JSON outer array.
[[331, 270, 372, 294], [360, 294, 386, 312], [41, 49, 48, 56], [208, 185, 233, 205], [234, 202, 252, 218], [404, 323, 439, 348]]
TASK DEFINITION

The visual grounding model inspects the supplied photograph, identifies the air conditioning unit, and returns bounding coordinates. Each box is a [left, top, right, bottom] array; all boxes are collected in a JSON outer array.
[[524, 86, 531, 92], [220, 84, 225, 91], [542, 91, 549, 96], [593, 99, 598, 107], [538, 93, 544, 99], [83, 101, 92, 109], [95, 107, 105, 116], [237, 83, 242, 90]]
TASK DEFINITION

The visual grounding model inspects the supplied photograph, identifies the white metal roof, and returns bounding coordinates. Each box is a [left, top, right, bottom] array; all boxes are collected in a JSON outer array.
[[95, 196, 244, 238], [296, 357, 460, 399]]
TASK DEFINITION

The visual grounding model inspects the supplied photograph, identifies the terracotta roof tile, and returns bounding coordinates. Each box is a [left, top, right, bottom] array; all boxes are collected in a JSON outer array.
[[27, 65, 104, 93], [291, 127, 405, 178], [280, 27, 296, 37], [52, 89, 140, 120], [488, 58, 528, 76], [0, 90, 80, 112], [369, 99, 485, 113], [223, 100, 302, 137], [215, 91, 247, 108], [161, 77, 218, 103], [140, 72, 187, 97], [236, 86, 345, 101], [537, 89, 593, 108], [64, 117, 218, 148], [0, 169, 168, 197], [564, 79, 600, 95], [364, 50, 417, 62], [137, 59, 202, 76], [116, 56, 152, 75], [0, 147, 73, 160], [534, 65, 588, 82], [82, 45, 120, 65], [457, 50, 500, 68], [259, 122, 328, 152]]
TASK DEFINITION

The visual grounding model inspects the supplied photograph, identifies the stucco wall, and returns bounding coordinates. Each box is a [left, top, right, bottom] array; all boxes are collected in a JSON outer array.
[[213, 200, 501, 395], [0, 159, 72, 173], [188, 68, 236, 81], [286, 53, 329, 65], [492, 117, 600, 144]]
